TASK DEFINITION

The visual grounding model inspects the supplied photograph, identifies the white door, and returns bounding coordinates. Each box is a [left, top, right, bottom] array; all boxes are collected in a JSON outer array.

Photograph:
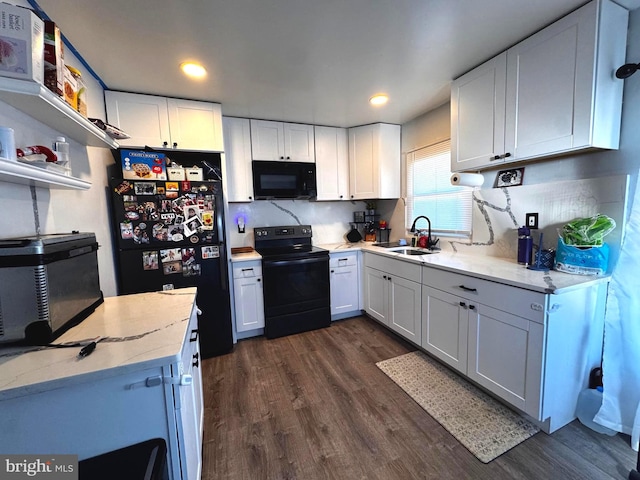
[[450, 52, 507, 172], [105, 91, 171, 149], [250, 120, 285, 160], [363, 267, 387, 324], [330, 264, 359, 315], [167, 99, 223, 151], [315, 126, 349, 200], [388, 276, 421, 344], [421, 286, 468, 374], [283, 123, 315, 162], [234, 276, 265, 332], [348, 124, 377, 199], [223, 117, 255, 202], [467, 303, 544, 419]]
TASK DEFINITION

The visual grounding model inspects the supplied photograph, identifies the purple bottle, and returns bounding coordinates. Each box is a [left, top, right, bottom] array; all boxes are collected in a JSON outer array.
[[517, 226, 533, 265]]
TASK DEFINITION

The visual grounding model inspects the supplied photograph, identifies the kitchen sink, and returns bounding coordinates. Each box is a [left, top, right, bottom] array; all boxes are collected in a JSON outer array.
[[390, 248, 438, 256]]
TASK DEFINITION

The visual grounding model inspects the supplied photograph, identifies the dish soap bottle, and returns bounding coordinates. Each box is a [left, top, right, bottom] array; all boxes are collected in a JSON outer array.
[[52, 136, 69, 165]]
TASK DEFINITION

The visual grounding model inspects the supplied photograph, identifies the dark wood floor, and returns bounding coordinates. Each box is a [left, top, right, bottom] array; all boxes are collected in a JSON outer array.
[[201, 316, 636, 479]]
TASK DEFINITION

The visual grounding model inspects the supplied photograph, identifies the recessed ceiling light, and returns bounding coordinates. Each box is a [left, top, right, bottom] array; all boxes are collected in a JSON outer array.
[[180, 62, 207, 79], [369, 94, 389, 106]]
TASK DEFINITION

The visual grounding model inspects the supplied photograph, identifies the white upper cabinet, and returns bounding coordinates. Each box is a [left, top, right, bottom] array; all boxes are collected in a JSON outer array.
[[348, 123, 401, 200], [105, 91, 224, 151], [250, 120, 315, 162], [223, 117, 254, 202], [451, 53, 507, 171], [314, 126, 349, 201], [451, 0, 628, 172]]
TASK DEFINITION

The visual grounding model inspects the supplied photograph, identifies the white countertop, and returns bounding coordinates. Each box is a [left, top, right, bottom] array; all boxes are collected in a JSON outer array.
[[360, 244, 609, 294], [231, 242, 608, 294], [0, 288, 197, 401]]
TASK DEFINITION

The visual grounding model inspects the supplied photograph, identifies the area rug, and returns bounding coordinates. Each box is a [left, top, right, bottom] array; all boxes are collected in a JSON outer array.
[[376, 350, 539, 463]]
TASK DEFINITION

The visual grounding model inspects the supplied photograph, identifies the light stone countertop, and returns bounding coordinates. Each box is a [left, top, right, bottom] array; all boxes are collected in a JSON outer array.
[[0, 288, 197, 401], [229, 242, 608, 294]]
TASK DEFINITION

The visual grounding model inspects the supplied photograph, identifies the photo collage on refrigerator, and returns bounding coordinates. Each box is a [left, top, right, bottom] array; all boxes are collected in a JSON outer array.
[[112, 149, 220, 279]]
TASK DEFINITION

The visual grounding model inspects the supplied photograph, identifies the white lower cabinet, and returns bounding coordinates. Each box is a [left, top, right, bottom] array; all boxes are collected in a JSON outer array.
[[421, 285, 469, 374], [232, 260, 265, 335], [363, 253, 421, 344], [362, 251, 607, 433], [467, 302, 544, 419], [329, 252, 361, 319]]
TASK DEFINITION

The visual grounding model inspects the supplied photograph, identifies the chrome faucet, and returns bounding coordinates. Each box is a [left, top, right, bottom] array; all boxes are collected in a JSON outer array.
[[410, 216, 439, 249]]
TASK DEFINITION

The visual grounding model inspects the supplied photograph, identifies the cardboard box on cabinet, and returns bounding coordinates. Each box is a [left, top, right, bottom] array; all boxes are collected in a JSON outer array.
[[0, 3, 44, 83]]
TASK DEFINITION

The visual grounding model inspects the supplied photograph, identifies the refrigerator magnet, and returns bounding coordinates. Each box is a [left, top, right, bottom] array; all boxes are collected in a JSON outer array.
[[201, 246, 219, 259], [201, 211, 214, 230], [156, 186, 165, 195], [163, 261, 182, 275], [165, 182, 179, 192], [134, 182, 156, 195], [120, 222, 133, 239], [181, 180, 191, 191], [189, 235, 199, 244], [160, 248, 181, 263], [184, 216, 204, 237], [183, 263, 201, 277], [182, 248, 196, 264], [142, 251, 159, 271], [113, 181, 133, 195]]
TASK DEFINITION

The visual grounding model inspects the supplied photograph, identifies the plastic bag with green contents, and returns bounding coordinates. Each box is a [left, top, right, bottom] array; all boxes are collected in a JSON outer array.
[[561, 214, 616, 247]]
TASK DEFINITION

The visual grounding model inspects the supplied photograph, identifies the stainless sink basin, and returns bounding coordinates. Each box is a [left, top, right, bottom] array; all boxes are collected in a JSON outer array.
[[390, 247, 437, 256]]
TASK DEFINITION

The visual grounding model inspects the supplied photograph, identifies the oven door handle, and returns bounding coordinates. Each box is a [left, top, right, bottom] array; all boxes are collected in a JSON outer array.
[[264, 256, 327, 268]]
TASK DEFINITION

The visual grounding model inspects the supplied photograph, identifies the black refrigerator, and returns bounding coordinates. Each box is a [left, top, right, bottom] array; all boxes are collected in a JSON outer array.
[[108, 149, 232, 358]]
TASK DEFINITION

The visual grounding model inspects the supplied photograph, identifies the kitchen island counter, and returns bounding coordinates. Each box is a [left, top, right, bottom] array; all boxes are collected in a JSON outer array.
[[0, 288, 198, 400], [0, 288, 203, 478]]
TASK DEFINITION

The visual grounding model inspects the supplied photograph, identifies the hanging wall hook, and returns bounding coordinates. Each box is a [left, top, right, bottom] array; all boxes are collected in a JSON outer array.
[[615, 62, 640, 79]]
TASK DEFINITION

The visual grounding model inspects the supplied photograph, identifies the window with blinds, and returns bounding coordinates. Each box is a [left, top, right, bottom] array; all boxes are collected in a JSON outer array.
[[405, 139, 473, 236]]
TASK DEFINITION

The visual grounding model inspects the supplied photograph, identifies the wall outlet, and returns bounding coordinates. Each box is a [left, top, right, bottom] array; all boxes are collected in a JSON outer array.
[[526, 212, 539, 229]]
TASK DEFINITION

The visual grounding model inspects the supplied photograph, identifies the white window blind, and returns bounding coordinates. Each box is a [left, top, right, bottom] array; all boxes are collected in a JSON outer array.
[[406, 139, 473, 236]]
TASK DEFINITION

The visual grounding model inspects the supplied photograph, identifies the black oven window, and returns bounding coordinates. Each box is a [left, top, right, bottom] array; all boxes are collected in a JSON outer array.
[[260, 173, 297, 189]]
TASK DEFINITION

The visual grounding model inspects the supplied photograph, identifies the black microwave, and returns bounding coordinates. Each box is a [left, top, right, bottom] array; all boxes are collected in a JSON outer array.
[[252, 161, 317, 199]]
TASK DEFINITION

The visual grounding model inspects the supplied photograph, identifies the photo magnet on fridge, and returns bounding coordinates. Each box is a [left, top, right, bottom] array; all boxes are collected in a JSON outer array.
[[121, 150, 167, 180]]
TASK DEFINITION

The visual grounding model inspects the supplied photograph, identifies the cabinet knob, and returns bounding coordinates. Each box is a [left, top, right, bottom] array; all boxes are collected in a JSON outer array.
[[387, 276, 392, 281], [350, 195, 354, 199], [173, 142, 178, 149], [503, 152, 512, 158], [383, 275, 387, 279], [469, 304, 476, 310], [286, 156, 290, 160], [280, 156, 285, 160], [192, 353, 200, 368], [249, 196, 253, 200], [459, 301, 467, 308], [492, 155, 501, 160], [257, 278, 261, 282], [163, 141, 168, 147], [339, 195, 343, 199], [331, 270, 335, 273]]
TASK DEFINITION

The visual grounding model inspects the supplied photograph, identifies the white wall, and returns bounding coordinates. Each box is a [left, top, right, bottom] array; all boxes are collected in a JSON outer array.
[[0, 0, 118, 296]]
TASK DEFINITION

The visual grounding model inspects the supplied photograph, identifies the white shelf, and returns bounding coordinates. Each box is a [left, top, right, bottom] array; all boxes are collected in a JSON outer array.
[[0, 158, 91, 190], [0, 77, 119, 149]]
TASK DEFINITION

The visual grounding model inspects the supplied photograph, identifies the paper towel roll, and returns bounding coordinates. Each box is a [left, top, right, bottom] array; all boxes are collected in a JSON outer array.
[[450, 172, 484, 187]]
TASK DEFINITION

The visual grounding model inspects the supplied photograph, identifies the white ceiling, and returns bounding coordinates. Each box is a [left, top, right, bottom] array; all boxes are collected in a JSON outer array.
[[33, 0, 639, 128]]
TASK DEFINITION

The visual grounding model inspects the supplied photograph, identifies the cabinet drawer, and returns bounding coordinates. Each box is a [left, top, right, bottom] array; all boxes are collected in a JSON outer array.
[[233, 261, 262, 278], [423, 267, 546, 323], [330, 252, 357, 267], [364, 253, 421, 283]]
